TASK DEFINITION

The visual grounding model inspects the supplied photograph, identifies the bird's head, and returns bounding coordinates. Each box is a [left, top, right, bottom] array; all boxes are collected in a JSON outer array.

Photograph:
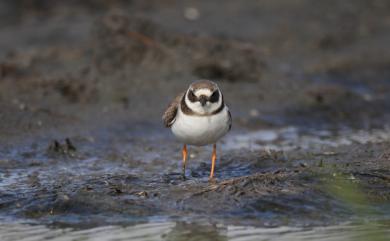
[[185, 80, 223, 115]]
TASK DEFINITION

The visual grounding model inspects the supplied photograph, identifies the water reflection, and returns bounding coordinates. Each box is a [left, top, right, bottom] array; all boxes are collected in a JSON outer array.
[[1, 221, 389, 241], [163, 222, 227, 241]]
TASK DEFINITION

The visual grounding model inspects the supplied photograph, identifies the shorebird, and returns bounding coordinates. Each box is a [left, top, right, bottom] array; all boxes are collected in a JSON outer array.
[[162, 80, 231, 180]]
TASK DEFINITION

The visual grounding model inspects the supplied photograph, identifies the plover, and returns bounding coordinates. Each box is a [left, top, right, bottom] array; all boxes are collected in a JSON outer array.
[[162, 80, 231, 180]]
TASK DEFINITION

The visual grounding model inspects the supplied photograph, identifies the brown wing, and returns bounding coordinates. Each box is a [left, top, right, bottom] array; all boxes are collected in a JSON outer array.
[[228, 109, 232, 131], [162, 92, 185, 128]]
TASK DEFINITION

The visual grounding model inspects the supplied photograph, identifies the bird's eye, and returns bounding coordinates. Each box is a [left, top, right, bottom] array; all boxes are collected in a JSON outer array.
[[187, 90, 197, 102], [209, 90, 219, 103]]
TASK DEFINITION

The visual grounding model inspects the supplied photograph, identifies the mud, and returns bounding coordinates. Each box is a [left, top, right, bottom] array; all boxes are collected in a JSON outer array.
[[0, 0, 390, 238]]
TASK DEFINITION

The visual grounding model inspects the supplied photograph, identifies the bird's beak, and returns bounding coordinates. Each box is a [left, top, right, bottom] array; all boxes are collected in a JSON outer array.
[[199, 96, 208, 106]]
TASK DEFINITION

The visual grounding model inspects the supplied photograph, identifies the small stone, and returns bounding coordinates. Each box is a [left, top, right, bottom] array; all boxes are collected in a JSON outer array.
[[347, 174, 356, 180], [63, 195, 70, 201], [184, 7, 200, 21], [249, 109, 259, 117], [299, 162, 307, 167], [19, 103, 26, 110], [137, 191, 148, 198]]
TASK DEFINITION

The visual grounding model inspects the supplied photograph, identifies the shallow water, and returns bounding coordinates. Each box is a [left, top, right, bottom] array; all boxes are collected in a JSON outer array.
[[224, 126, 390, 151], [1, 221, 389, 241]]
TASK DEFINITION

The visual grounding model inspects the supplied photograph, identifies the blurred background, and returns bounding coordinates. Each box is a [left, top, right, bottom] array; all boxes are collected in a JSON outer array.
[[1, 0, 390, 134], [0, 1, 390, 240]]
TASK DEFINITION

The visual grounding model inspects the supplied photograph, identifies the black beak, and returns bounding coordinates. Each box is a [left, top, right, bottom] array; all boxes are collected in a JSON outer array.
[[199, 96, 208, 106]]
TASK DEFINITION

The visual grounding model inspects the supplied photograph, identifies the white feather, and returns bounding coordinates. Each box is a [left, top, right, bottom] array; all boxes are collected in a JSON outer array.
[[194, 89, 212, 97], [171, 105, 230, 146]]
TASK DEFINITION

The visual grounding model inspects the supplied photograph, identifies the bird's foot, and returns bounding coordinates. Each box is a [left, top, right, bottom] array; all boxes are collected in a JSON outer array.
[[181, 168, 187, 180], [208, 177, 217, 184], [181, 174, 187, 181]]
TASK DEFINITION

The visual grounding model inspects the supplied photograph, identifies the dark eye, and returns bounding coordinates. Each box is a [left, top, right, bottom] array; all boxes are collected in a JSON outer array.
[[187, 90, 197, 102], [210, 91, 219, 103]]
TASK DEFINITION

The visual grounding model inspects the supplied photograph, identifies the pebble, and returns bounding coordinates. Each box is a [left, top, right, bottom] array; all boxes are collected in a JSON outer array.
[[184, 7, 200, 21]]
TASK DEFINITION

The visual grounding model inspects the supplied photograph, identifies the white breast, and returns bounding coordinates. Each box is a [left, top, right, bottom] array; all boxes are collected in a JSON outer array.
[[171, 106, 230, 146]]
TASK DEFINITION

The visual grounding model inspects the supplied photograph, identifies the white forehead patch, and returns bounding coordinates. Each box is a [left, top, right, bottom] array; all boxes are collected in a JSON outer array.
[[194, 88, 212, 97]]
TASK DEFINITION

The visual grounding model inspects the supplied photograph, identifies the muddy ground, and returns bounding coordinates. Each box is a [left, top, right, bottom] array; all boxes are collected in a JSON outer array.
[[0, 0, 390, 231]]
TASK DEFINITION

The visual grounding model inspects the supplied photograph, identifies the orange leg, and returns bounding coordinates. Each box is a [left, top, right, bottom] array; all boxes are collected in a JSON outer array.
[[209, 144, 217, 180], [182, 144, 188, 179]]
